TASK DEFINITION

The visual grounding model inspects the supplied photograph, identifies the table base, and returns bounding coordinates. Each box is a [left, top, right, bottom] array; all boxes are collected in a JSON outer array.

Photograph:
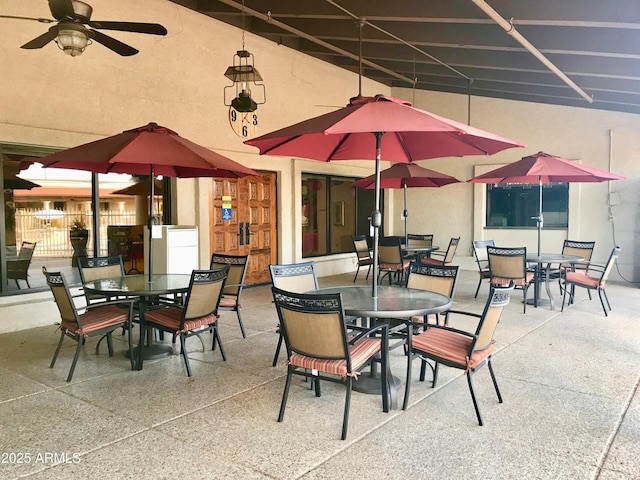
[[353, 371, 400, 410], [526, 298, 551, 307], [127, 344, 173, 361]]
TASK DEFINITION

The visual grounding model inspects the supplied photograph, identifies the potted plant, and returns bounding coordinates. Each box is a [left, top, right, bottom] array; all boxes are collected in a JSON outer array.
[[69, 218, 89, 266]]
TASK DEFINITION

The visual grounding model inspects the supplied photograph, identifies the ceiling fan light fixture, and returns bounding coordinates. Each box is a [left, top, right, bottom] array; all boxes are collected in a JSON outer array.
[[55, 27, 89, 57]]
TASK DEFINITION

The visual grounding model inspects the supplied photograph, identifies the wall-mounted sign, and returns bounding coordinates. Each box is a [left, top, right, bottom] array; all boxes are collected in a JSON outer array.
[[222, 195, 232, 220]]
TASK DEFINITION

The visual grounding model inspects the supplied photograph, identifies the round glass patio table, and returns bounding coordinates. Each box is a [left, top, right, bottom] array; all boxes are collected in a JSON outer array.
[[83, 274, 192, 370], [402, 246, 438, 261], [526, 254, 584, 310], [311, 285, 451, 319], [309, 285, 452, 408]]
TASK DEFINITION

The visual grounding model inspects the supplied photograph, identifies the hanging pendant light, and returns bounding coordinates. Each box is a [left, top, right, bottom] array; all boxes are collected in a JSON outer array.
[[223, 0, 265, 112]]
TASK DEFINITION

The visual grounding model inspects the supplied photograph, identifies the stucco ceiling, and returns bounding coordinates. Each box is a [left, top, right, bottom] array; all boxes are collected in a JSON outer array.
[[170, 0, 640, 115]]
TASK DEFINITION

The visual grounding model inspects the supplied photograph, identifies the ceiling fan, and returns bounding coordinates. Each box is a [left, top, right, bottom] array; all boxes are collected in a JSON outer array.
[[0, 0, 167, 57]]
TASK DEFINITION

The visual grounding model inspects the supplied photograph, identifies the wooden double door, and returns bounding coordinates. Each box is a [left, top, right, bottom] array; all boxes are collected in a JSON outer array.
[[209, 172, 277, 285]]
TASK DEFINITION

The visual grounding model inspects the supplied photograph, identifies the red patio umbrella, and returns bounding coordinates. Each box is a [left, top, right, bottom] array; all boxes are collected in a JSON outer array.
[[351, 163, 461, 245], [468, 151, 626, 256], [246, 94, 524, 298], [38, 122, 258, 281]]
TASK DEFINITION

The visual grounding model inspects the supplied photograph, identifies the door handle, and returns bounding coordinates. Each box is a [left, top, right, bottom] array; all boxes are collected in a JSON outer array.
[[245, 222, 251, 245], [238, 222, 244, 246]]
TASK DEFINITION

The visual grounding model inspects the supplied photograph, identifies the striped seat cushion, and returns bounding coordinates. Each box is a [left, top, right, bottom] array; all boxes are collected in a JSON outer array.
[[379, 259, 410, 271], [145, 307, 219, 334], [565, 270, 600, 288], [421, 257, 449, 266], [62, 305, 128, 338], [491, 271, 534, 287], [289, 338, 381, 377], [412, 328, 493, 370], [410, 315, 438, 325], [219, 297, 238, 308]]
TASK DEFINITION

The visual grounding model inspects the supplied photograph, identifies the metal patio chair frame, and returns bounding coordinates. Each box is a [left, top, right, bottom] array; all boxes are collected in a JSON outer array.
[[272, 287, 389, 440], [403, 284, 514, 425]]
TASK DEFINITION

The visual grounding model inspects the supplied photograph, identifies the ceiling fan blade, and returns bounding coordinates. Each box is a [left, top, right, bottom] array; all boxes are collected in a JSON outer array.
[[89, 29, 138, 56], [88, 21, 167, 36], [48, 0, 75, 20], [21, 26, 59, 49]]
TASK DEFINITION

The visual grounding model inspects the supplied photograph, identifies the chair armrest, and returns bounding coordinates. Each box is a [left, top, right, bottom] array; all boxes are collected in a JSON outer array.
[[347, 323, 388, 344], [573, 262, 605, 274], [404, 321, 477, 340], [147, 297, 183, 309], [404, 309, 481, 335], [76, 298, 135, 315]]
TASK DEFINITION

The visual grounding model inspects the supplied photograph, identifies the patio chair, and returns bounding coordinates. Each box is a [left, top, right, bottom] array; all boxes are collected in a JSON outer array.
[[78, 255, 126, 304], [7, 241, 37, 289], [351, 235, 373, 282], [472, 240, 496, 298], [378, 236, 411, 285], [407, 234, 433, 248], [403, 284, 514, 425], [561, 246, 620, 317], [44, 267, 135, 382], [269, 261, 319, 366], [404, 233, 434, 261], [554, 240, 596, 295], [142, 266, 229, 376], [210, 253, 250, 338], [421, 236, 460, 266], [487, 246, 534, 313], [272, 287, 390, 440], [405, 262, 459, 326]]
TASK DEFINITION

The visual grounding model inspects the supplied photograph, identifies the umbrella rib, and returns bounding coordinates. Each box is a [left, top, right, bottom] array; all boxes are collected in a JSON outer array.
[[441, 131, 490, 155], [327, 133, 353, 161], [256, 135, 302, 155], [391, 132, 414, 162]]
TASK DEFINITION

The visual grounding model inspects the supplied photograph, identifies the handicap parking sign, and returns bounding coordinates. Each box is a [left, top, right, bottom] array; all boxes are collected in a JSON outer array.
[[222, 208, 232, 220]]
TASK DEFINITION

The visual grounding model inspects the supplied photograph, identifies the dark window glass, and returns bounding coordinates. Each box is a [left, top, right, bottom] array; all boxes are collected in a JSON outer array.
[[486, 183, 569, 228], [301, 174, 376, 257]]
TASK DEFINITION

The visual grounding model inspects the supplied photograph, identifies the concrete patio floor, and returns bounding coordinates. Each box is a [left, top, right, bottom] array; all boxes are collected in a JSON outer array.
[[0, 268, 639, 480]]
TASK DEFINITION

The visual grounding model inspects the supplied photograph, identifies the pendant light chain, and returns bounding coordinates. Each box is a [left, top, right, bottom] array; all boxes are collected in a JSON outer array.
[[412, 52, 417, 105], [241, 0, 246, 50]]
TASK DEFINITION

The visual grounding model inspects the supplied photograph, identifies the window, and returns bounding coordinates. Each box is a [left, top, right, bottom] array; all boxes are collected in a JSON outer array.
[[301, 174, 375, 257], [486, 183, 569, 228], [0, 142, 172, 295]]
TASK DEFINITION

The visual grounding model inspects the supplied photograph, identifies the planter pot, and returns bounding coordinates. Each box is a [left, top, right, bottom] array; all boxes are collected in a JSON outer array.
[[70, 229, 89, 267]]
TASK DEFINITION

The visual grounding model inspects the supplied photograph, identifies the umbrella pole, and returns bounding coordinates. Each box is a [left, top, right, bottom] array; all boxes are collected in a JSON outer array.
[[91, 173, 100, 257], [147, 165, 155, 282], [537, 176, 543, 257], [371, 132, 384, 299], [403, 183, 408, 247]]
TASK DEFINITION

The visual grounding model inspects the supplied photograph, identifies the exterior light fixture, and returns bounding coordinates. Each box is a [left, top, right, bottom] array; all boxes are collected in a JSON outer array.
[[223, 0, 266, 137], [224, 50, 265, 112]]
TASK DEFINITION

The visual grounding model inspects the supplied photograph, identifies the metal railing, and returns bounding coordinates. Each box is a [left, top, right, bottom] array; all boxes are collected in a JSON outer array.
[[14, 209, 141, 257]]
